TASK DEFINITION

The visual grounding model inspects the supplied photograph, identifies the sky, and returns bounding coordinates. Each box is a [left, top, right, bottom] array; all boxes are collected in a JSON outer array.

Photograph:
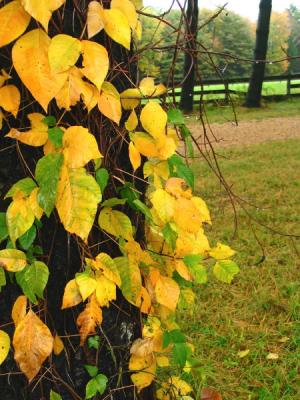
[[143, 0, 300, 21]]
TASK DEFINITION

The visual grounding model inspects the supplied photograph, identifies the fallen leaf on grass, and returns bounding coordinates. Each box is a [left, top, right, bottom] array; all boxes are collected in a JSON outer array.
[[201, 387, 222, 400]]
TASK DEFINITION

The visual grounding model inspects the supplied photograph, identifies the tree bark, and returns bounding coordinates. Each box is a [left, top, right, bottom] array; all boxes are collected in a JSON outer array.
[[179, 0, 199, 112], [245, 0, 272, 107]]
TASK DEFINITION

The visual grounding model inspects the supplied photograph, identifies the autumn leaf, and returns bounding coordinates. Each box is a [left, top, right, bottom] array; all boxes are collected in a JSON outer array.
[[61, 279, 83, 309], [12, 29, 67, 111], [7, 113, 48, 147], [75, 271, 98, 301], [48, 34, 81, 73], [120, 88, 141, 110], [12, 295, 27, 327], [0, 330, 10, 365], [13, 310, 53, 381], [114, 257, 142, 305], [53, 335, 64, 356], [111, 0, 138, 30], [131, 132, 159, 158], [6, 197, 35, 244], [125, 109, 138, 131], [56, 166, 101, 241], [139, 77, 156, 96], [150, 189, 175, 223], [77, 294, 102, 345], [0, 1, 30, 48], [0, 85, 20, 117], [0, 249, 27, 272], [98, 81, 122, 124], [95, 273, 116, 307], [201, 387, 222, 400], [21, 0, 66, 32], [129, 142, 141, 171], [81, 40, 109, 90], [209, 242, 236, 260], [213, 260, 240, 283], [99, 208, 133, 240], [140, 101, 167, 139], [87, 1, 104, 39], [129, 353, 156, 392], [155, 276, 180, 312]]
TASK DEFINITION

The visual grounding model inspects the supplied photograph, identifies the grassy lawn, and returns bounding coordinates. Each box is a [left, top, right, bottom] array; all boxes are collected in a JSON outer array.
[[179, 139, 300, 400]]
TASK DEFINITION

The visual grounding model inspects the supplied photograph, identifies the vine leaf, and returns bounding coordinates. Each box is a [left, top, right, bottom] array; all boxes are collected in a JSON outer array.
[[6, 197, 35, 244], [20, 0, 66, 32], [12, 29, 68, 111], [76, 293, 102, 345], [0, 1, 31, 48], [209, 242, 236, 260], [61, 279, 83, 309], [86, 253, 121, 287], [12, 295, 27, 327], [114, 257, 142, 305], [120, 88, 141, 110], [95, 274, 116, 307], [0, 330, 10, 365], [140, 101, 167, 139], [129, 142, 141, 171], [62, 126, 102, 168], [48, 34, 81, 73], [35, 153, 64, 217], [0, 249, 27, 272], [155, 276, 180, 311], [125, 109, 138, 132], [111, 0, 138, 30], [56, 166, 101, 241], [53, 335, 64, 356], [5, 177, 37, 199], [7, 113, 48, 147], [213, 260, 240, 283], [129, 354, 156, 393], [0, 85, 20, 117], [81, 40, 109, 90], [99, 208, 133, 241], [16, 261, 49, 303], [98, 81, 122, 124], [28, 188, 44, 220], [13, 310, 54, 382], [75, 271, 98, 302]]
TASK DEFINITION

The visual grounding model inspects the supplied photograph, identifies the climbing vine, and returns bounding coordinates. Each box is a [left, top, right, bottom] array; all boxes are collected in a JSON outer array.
[[0, 1, 239, 399]]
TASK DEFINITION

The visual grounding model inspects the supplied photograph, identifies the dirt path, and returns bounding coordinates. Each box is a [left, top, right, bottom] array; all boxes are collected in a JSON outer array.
[[188, 117, 300, 148]]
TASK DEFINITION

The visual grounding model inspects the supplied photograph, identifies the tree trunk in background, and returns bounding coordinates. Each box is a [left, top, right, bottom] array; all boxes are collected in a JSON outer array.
[[180, 0, 199, 112], [245, 0, 272, 107]]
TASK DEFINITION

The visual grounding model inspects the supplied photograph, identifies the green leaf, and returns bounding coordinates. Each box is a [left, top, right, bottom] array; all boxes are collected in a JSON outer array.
[[0, 213, 8, 243], [213, 260, 240, 283], [119, 183, 140, 210], [180, 125, 192, 138], [16, 261, 49, 303], [132, 199, 152, 219], [5, 178, 37, 199], [163, 329, 186, 349], [162, 223, 178, 251], [185, 136, 194, 158], [173, 342, 188, 368], [43, 116, 56, 127], [183, 254, 207, 284], [35, 153, 64, 217], [168, 155, 194, 190], [0, 268, 6, 292], [167, 108, 185, 125], [101, 198, 126, 208], [84, 364, 98, 378], [18, 225, 36, 250], [85, 374, 108, 399], [88, 336, 100, 350], [96, 168, 109, 193], [48, 127, 64, 148]]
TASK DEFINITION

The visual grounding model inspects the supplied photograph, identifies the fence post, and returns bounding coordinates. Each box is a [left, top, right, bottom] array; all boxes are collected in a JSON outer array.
[[224, 81, 229, 103], [287, 75, 291, 97]]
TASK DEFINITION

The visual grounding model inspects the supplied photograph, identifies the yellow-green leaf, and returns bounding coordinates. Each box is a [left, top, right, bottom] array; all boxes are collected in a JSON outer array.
[[6, 113, 48, 147], [0, 249, 26, 272], [95, 274, 116, 307], [0, 1, 30, 48], [0, 85, 20, 117], [12, 29, 68, 111], [75, 271, 97, 302], [21, 0, 66, 31], [213, 260, 240, 283], [62, 126, 102, 168], [0, 330, 10, 365], [81, 40, 109, 90], [48, 34, 81, 73], [98, 81, 122, 124], [6, 197, 35, 244], [209, 242, 236, 260], [114, 257, 142, 305], [56, 166, 101, 241], [129, 353, 156, 392], [99, 208, 133, 240]]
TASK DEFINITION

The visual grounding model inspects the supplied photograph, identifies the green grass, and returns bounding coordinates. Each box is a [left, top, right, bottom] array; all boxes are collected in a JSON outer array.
[[185, 97, 300, 124], [179, 139, 300, 400]]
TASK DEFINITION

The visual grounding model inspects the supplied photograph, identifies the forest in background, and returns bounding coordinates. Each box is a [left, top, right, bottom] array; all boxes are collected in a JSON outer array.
[[139, 4, 300, 81]]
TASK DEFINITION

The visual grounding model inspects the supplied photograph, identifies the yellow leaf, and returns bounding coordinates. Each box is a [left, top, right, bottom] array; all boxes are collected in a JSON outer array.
[[87, 1, 104, 39], [101, 7, 131, 50], [98, 81, 122, 124], [0, 69, 10, 88], [0, 109, 3, 130], [153, 83, 167, 97], [87, 253, 121, 287], [0, 249, 27, 272], [129, 353, 156, 392], [168, 376, 193, 396], [6, 113, 48, 147], [77, 293, 102, 345], [138, 286, 152, 314], [120, 88, 141, 110], [191, 196, 211, 224], [6, 197, 35, 244], [139, 77, 155, 96], [53, 334, 64, 355], [12, 29, 68, 111], [156, 135, 177, 160], [62, 126, 102, 168], [95, 273, 116, 307], [129, 142, 141, 171], [155, 276, 180, 311], [56, 166, 101, 241], [156, 356, 169, 367], [165, 178, 192, 199], [209, 242, 236, 260], [81, 40, 109, 90], [140, 101, 167, 139], [99, 208, 133, 240], [48, 34, 81, 73], [0, 1, 30, 48], [111, 0, 138, 30], [0, 330, 10, 365], [131, 132, 159, 158], [28, 188, 44, 220], [130, 337, 154, 357], [61, 279, 83, 309], [150, 189, 175, 223], [144, 160, 170, 181], [125, 109, 138, 131], [21, 0, 66, 32], [12, 295, 27, 327], [237, 349, 250, 358], [266, 353, 279, 360], [13, 310, 53, 381], [75, 272, 97, 302], [0, 85, 20, 117], [174, 198, 202, 234]]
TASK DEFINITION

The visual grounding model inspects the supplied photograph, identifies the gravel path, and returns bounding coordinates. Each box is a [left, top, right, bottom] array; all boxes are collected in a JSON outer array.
[[189, 117, 300, 149]]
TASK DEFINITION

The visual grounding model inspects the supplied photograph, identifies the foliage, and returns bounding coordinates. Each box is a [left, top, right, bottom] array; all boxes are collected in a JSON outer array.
[[0, 0, 238, 398]]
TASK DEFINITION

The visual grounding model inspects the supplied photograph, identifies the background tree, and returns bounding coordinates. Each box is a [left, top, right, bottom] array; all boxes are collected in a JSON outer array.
[[245, 0, 272, 107], [288, 4, 300, 73]]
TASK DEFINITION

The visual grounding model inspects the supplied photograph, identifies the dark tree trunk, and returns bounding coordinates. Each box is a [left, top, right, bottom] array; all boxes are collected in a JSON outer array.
[[179, 0, 199, 112], [245, 0, 272, 107], [0, 1, 151, 399]]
